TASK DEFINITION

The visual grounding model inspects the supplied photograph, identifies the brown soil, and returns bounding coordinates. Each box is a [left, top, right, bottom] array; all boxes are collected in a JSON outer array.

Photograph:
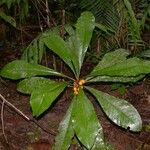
[[0, 48, 150, 150]]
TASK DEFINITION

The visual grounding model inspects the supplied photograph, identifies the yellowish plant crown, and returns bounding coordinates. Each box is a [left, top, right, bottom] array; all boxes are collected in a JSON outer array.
[[73, 79, 85, 95]]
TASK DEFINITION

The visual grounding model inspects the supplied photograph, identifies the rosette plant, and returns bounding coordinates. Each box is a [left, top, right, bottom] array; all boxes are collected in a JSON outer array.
[[1, 12, 150, 149]]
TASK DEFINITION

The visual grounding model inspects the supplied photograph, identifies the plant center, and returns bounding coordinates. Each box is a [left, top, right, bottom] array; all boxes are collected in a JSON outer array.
[[73, 79, 85, 95]]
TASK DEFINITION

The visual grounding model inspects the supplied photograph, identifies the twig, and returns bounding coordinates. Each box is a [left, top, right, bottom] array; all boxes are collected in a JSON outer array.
[[17, 28, 33, 39], [36, 0, 43, 32], [96, 38, 100, 54], [60, 9, 65, 73], [45, 0, 50, 28], [45, 0, 57, 70], [0, 77, 7, 86], [0, 94, 30, 121], [0, 94, 56, 136], [30, 0, 47, 25], [60, 9, 65, 38], [1, 100, 8, 143], [30, 119, 56, 136]]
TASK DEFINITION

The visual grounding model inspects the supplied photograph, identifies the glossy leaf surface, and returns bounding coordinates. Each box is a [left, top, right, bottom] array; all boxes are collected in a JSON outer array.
[[89, 49, 129, 73], [90, 57, 150, 77], [44, 34, 76, 75], [89, 49, 150, 77], [87, 87, 142, 131], [86, 75, 145, 83], [0, 60, 63, 80], [92, 133, 115, 150], [67, 35, 80, 77], [72, 89, 104, 149], [17, 77, 63, 94], [91, 131, 115, 150], [76, 12, 95, 68], [30, 82, 67, 117], [53, 101, 74, 150]]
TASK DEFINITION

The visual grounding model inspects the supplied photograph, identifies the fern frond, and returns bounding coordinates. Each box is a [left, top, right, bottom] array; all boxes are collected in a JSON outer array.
[[80, 0, 120, 31]]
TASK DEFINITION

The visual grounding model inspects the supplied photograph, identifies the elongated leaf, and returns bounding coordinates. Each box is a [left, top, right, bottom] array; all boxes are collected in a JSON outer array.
[[89, 49, 150, 78], [90, 49, 130, 72], [90, 57, 150, 77], [17, 77, 63, 94], [86, 75, 145, 83], [0, 12, 16, 27], [38, 38, 45, 62], [0, 60, 64, 80], [91, 131, 115, 150], [139, 49, 150, 58], [76, 12, 95, 68], [92, 134, 115, 150], [87, 87, 142, 131], [95, 23, 115, 34], [44, 34, 76, 75], [53, 100, 74, 150], [123, 0, 138, 28], [72, 89, 104, 149], [30, 83, 67, 117], [27, 39, 38, 64], [65, 24, 75, 36], [67, 35, 81, 77], [0, 0, 13, 8], [21, 28, 59, 64], [123, 0, 141, 40]]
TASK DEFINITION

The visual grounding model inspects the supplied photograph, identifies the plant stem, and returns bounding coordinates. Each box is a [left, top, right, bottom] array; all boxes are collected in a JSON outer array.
[[1, 100, 8, 143], [60, 9, 65, 73], [45, 0, 50, 28], [0, 94, 30, 121], [62, 75, 75, 81], [0, 94, 56, 136]]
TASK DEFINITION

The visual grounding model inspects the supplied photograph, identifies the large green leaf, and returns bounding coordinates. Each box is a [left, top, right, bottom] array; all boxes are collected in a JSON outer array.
[[72, 89, 104, 149], [92, 136, 115, 150], [30, 82, 67, 117], [90, 49, 129, 72], [86, 75, 145, 83], [44, 34, 77, 75], [0, 60, 64, 80], [66, 35, 81, 77], [89, 49, 150, 77], [90, 57, 150, 77], [76, 12, 95, 69], [53, 100, 74, 150], [64, 24, 75, 36], [87, 87, 142, 132], [17, 77, 63, 94], [44, 12, 95, 78], [91, 131, 115, 150]]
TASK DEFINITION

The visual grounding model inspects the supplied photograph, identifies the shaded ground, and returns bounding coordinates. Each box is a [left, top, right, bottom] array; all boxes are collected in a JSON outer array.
[[0, 48, 150, 150]]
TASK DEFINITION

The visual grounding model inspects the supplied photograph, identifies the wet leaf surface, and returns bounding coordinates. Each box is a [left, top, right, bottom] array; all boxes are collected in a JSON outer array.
[[0, 48, 150, 149]]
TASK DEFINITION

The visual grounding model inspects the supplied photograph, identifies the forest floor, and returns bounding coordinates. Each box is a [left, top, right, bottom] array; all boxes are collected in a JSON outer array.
[[0, 48, 150, 150]]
